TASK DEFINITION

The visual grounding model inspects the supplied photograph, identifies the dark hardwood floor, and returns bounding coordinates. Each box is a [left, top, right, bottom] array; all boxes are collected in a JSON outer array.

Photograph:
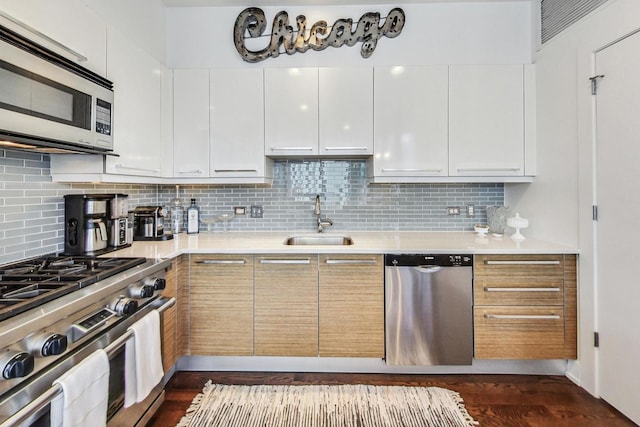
[[146, 372, 637, 427]]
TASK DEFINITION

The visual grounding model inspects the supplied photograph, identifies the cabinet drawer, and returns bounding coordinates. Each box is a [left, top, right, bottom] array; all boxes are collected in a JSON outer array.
[[474, 306, 565, 359], [474, 254, 564, 305]]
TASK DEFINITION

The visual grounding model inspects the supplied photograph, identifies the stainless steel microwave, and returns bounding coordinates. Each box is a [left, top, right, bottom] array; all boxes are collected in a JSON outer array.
[[0, 24, 115, 155]]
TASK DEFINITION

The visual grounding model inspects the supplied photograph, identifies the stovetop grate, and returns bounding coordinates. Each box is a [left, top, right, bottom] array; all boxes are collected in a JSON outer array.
[[0, 255, 146, 322]]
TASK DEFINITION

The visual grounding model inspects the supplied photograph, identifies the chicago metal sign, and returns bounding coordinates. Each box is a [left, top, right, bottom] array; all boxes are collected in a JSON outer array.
[[233, 7, 405, 63]]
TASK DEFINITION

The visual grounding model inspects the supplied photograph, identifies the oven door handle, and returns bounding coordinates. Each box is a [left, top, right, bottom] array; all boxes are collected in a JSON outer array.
[[0, 297, 175, 427]]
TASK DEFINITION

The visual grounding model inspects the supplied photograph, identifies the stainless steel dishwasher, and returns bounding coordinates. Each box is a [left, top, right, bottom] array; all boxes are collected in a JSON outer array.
[[385, 254, 473, 365]]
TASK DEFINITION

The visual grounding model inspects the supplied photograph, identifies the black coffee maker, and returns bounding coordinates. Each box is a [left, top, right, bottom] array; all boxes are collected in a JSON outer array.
[[63, 194, 111, 255]]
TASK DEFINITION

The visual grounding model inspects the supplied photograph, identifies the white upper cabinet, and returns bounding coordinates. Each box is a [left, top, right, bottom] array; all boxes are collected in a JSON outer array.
[[210, 68, 271, 182], [103, 29, 163, 177], [265, 67, 373, 157], [319, 67, 373, 156], [173, 69, 209, 178], [0, 0, 107, 76], [449, 64, 525, 177], [265, 67, 319, 156], [371, 66, 449, 181]]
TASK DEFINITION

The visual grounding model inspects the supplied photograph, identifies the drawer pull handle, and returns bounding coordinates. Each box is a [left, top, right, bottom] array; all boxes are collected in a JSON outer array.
[[260, 259, 311, 265], [484, 314, 561, 320], [214, 169, 258, 173], [484, 287, 560, 292], [270, 147, 314, 151], [381, 168, 442, 173], [177, 169, 204, 174], [324, 147, 369, 151], [196, 260, 246, 264], [457, 167, 521, 172], [484, 260, 561, 265], [325, 259, 378, 265]]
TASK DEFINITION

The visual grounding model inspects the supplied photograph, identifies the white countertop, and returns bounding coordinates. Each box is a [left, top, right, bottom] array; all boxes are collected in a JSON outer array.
[[105, 231, 578, 260]]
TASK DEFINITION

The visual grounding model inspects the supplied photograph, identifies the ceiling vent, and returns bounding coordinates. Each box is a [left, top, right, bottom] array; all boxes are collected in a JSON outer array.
[[541, 0, 609, 43]]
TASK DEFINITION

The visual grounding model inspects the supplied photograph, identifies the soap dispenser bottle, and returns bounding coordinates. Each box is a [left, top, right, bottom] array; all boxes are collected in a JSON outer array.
[[186, 198, 200, 234]]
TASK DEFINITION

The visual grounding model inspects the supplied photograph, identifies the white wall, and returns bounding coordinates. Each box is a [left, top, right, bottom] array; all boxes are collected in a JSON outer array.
[[166, 2, 532, 68], [506, 0, 640, 397], [82, 0, 166, 63]]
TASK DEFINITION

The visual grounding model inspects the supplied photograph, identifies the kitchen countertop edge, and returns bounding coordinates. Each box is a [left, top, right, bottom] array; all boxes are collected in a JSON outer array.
[[105, 231, 579, 260]]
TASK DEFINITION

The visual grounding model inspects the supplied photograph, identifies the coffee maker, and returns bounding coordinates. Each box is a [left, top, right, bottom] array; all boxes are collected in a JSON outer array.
[[133, 206, 173, 241], [64, 193, 133, 255], [64, 194, 111, 255]]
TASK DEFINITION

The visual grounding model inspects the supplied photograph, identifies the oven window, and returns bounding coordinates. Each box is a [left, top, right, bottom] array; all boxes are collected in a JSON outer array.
[[0, 59, 91, 129]]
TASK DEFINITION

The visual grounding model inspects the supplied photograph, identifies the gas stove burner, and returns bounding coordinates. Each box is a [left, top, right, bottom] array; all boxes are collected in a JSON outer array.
[[0, 255, 147, 322]]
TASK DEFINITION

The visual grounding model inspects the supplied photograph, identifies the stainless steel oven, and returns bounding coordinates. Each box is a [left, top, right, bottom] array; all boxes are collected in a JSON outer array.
[[0, 256, 172, 427]]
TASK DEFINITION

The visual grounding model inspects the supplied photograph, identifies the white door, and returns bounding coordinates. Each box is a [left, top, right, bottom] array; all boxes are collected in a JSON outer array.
[[594, 30, 640, 425]]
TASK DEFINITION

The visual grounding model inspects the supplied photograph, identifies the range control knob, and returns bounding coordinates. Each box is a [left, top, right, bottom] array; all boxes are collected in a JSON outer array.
[[145, 277, 166, 291], [41, 334, 68, 357], [111, 296, 138, 316], [128, 283, 155, 299], [27, 333, 68, 357], [1, 352, 35, 380]]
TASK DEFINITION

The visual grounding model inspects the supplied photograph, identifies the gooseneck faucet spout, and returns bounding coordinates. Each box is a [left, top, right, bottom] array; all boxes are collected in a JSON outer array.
[[314, 194, 333, 233], [314, 195, 321, 216]]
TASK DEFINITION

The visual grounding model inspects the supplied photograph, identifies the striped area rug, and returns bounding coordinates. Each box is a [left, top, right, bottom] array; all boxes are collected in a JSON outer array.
[[176, 381, 479, 427]]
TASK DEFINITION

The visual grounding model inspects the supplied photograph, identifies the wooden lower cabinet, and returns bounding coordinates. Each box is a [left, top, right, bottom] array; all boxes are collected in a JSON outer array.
[[176, 255, 190, 357], [254, 254, 319, 356], [318, 254, 384, 358], [189, 254, 254, 355], [474, 305, 565, 359], [161, 257, 178, 373], [473, 254, 577, 359]]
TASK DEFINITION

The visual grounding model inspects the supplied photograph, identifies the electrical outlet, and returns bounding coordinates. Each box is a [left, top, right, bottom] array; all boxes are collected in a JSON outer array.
[[447, 207, 460, 216], [234, 206, 246, 215], [466, 204, 475, 217], [250, 205, 263, 218]]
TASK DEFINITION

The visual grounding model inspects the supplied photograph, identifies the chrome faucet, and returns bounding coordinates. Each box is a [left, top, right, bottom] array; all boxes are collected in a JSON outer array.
[[314, 195, 333, 232]]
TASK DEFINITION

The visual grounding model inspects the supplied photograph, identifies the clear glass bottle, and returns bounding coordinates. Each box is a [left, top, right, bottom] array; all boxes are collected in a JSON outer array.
[[169, 185, 183, 234], [186, 198, 200, 234]]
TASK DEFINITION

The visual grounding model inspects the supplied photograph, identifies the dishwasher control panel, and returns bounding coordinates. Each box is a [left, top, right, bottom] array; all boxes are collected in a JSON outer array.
[[385, 254, 473, 267]]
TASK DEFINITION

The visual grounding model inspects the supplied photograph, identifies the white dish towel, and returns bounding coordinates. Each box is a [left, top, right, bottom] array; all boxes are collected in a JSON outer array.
[[124, 310, 164, 407], [50, 349, 109, 427]]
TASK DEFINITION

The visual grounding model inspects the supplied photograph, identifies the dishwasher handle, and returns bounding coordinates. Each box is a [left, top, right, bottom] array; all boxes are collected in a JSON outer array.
[[413, 265, 443, 273]]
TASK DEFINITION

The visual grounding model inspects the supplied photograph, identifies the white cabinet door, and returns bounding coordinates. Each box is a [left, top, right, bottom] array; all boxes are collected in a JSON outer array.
[[319, 68, 373, 156], [0, 0, 107, 76], [372, 66, 449, 180], [210, 68, 269, 180], [449, 64, 524, 177], [173, 69, 209, 178], [104, 29, 163, 177], [265, 68, 319, 156]]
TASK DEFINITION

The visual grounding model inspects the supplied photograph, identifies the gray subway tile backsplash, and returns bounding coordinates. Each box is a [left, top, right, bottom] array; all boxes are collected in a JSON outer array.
[[160, 160, 504, 233], [1, 151, 503, 264]]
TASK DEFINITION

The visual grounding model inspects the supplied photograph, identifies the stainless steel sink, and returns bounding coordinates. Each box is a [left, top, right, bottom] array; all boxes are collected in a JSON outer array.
[[285, 235, 354, 246]]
